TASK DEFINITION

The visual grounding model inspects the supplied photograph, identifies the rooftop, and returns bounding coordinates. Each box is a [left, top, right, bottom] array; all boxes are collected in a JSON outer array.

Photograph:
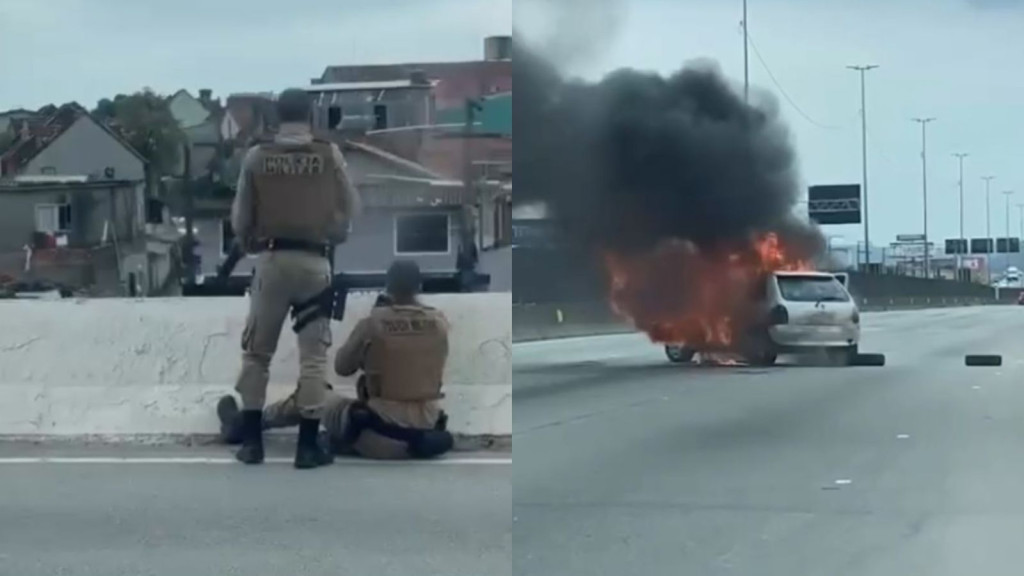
[[304, 80, 437, 93]]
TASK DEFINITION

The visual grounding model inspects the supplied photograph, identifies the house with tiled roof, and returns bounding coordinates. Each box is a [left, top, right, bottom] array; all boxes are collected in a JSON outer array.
[[0, 104, 180, 296], [0, 102, 147, 181]]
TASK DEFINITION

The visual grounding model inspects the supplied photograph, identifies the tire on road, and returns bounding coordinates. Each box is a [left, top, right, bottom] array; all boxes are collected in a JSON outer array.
[[665, 345, 696, 364], [965, 354, 1002, 367], [850, 353, 886, 367]]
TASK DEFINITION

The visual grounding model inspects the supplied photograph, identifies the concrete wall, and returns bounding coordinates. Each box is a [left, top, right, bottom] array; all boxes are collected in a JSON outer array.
[[480, 247, 511, 291], [0, 293, 511, 439], [23, 115, 145, 182]]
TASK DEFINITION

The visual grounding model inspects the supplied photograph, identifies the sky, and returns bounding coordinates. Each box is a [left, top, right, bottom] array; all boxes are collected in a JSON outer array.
[[0, 0, 512, 106], [515, 0, 1024, 249], [3, 0, 1024, 246]]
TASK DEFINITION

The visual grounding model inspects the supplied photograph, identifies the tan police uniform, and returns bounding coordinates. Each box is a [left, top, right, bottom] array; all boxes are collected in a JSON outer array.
[[230, 122, 360, 418], [261, 302, 450, 459]]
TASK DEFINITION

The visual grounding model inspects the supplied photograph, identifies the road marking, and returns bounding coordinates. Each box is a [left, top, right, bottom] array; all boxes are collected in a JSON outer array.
[[0, 456, 511, 465]]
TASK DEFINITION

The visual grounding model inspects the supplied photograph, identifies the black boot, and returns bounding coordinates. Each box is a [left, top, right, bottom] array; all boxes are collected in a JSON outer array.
[[235, 410, 265, 465], [295, 418, 334, 469], [217, 396, 244, 445]]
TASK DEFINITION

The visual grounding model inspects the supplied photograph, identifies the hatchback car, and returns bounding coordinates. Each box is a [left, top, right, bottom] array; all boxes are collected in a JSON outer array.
[[665, 271, 861, 366]]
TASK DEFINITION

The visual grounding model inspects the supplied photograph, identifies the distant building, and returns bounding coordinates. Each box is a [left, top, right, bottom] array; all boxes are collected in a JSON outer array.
[[0, 176, 179, 296]]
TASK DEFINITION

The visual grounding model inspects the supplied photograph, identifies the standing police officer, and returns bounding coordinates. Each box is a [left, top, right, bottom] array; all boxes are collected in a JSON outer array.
[[219, 261, 453, 459], [230, 88, 360, 469]]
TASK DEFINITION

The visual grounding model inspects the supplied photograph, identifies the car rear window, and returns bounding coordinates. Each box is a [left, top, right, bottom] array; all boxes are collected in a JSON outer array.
[[776, 275, 851, 303]]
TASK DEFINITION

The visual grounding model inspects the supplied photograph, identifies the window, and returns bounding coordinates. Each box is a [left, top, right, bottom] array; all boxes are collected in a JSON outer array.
[[395, 213, 450, 255], [221, 219, 236, 256], [328, 106, 343, 129], [775, 275, 851, 303], [373, 104, 389, 130], [40, 166, 56, 175], [35, 204, 72, 233]]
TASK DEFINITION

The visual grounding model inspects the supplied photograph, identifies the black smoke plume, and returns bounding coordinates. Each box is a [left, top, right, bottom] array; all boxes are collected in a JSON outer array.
[[516, 38, 824, 260]]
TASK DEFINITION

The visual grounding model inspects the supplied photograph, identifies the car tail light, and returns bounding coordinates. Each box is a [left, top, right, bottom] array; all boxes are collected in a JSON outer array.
[[769, 304, 789, 325], [852, 310, 860, 324]]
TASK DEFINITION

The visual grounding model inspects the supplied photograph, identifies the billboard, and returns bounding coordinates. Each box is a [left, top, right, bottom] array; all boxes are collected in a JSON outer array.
[[808, 184, 862, 225]]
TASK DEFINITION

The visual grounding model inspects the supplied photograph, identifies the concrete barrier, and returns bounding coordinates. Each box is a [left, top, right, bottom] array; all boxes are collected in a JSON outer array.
[[513, 297, 1011, 343], [0, 294, 511, 446]]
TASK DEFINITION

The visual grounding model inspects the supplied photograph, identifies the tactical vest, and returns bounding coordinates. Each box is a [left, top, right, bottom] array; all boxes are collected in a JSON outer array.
[[363, 305, 449, 402], [249, 140, 339, 244]]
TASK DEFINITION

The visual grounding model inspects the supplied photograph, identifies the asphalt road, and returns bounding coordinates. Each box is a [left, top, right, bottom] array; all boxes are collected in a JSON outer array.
[[0, 445, 510, 576], [514, 307, 1024, 576]]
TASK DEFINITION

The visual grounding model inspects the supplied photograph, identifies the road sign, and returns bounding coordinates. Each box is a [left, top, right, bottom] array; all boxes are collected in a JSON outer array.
[[996, 237, 1020, 254], [896, 234, 926, 242], [889, 242, 933, 259], [945, 239, 969, 255], [808, 184, 861, 225], [970, 238, 994, 254]]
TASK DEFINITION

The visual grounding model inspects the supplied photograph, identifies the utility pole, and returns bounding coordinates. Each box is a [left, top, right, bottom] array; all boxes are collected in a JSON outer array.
[[182, 144, 196, 286], [742, 0, 749, 104], [458, 97, 484, 291], [953, 152, 968, 272], [913, 118, 935, 278], [982, 175, 995, 284], [848, 65, 879, 269]]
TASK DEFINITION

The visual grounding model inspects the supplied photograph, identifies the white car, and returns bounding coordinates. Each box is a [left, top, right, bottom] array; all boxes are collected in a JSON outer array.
[[665, 270, 861, 366]]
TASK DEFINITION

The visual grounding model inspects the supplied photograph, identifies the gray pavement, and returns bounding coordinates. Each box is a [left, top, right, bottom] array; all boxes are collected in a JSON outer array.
[[0, 446, 510, 576], [514, 307, 1024, 576]]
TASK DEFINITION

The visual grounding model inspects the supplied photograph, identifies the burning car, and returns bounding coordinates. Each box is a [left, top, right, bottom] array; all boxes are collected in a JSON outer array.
[[664, 270, 860, 366]]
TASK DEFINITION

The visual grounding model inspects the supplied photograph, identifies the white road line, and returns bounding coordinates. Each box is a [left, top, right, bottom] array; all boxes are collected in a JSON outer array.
[[0, 457, 511, 465]]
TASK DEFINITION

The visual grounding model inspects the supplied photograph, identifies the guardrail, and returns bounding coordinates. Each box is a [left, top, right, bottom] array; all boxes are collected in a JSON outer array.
[[513, 293, 1022, 343]]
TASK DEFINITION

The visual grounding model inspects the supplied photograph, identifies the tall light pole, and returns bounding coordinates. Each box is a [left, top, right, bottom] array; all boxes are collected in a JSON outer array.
[[849, 65, 879, 268], [914, 118, 935, 278], [1004, 190, 1015, 275], [742, 0, 749, 104], [982, 175, 996, 283], [953, 152, 968, 271]]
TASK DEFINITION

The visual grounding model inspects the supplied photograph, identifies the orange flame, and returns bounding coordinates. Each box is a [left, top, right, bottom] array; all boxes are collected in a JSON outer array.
[[605, 232, 812, 350]]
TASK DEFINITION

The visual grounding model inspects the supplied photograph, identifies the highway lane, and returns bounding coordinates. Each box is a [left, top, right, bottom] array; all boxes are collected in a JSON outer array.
[[513, 306, 1024, 576], [0, 446, 510, 576]]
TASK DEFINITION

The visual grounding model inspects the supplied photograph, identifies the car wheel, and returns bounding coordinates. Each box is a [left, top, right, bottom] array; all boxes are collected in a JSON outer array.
[[749, 350, 778, 366], [665, 345, 696, 364]]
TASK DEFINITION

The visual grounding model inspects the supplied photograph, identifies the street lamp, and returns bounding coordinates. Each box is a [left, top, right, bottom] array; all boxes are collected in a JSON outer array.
[[849, 65, 879, 268], [913, 118, 935, 278], [953, 152, 968, 249], [742, 0, 749, 104], [982, 175, 995, 283], [1017, 203, 1024, 240], [1004, 190, 1015, 275]]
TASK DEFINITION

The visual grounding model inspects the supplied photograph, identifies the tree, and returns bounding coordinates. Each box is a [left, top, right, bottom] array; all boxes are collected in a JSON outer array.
[[93, 90, 185, 178]]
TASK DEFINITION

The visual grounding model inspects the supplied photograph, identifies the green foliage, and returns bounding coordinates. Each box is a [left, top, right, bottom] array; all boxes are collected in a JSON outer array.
[[93, 89, 185, 176]]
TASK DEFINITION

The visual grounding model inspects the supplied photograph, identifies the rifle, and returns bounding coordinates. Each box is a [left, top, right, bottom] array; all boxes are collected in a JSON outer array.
[[217, 240, 247, 281]]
